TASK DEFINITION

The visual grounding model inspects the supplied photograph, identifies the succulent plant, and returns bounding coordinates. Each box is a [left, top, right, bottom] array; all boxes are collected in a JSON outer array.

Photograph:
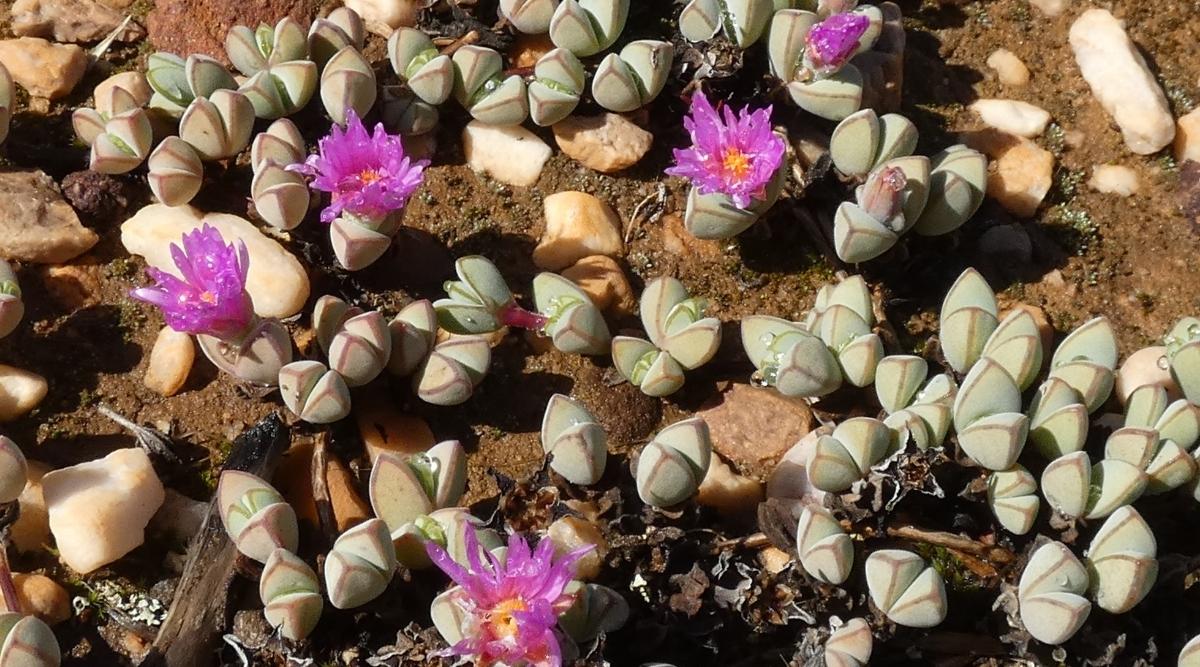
[[0, 63, 13, 145], [613, 277, 721, 397], [768, 7, 883, 120], [549, 0, 630, 56], [388, 300, 438, 377], [178, 89, 255, 160], [742, 316, 841, 398], [320, 46, 377, 126], [259, 547, 323, 641], [422, 508, 505, 570], [592, 41, 674, 113], [0, 613, 61, 666], [1027, 378, 1088, 459], [833, 156, 930, 262], [795, 504, 853, 584], [307, 7, 365, 67], [251, 119, 306, 174], [1046, 317, 1118, 413], [325, 518, 398, 609], [876, 358, 955, 450], [147, 137, 204, 207], [414, 336, 492, 406], [1041, 451, 1146, 520], [500, 0, 560, 33], [982, 308, 1046, 391], [806, 417, 890, 492], [528, 48, 585, 126], [226, 17, 307, 77], [1105, 385, 1199, 494], [238, 60, 319, 120], [1084, 506, 1157, 614], [73, 85, 144, 147], [683, 162, 785, 240], [278, 360, 352, 424], [435, 256, 525, 335], [805, 275, 884, 387], [146, 53, 238, 116], [196, 318, 294, 386], [1180, 634, 1200, 666], [829, 109, 918, 179], [89, 109, 153, 174], [910, 145, 988, 237], [679, 0, 774, 48], [370, 442, 468, 567], [451, 46, 529, 126], [823, 618, 873, 667], [1017, 541, 1091, 645], [217, 471, 300, 563], [0, 435, 27, 503], [531, 273, 611, 355], [0, 260, 24, 341], [327, 311, 392, 387], [251, 163, 310, 230], [558, 582, 630, 644], [1165, 317, 1200, 403], [635, 417, 712, 508], [388, 28, 454, 106], [938, 268, 997, 375], [329, 212, 403, 272], [381, 86, 441, 136], [986, 465, 1039, 535], [864, 549, 948, 628], [541, 394, 608, 485], [951, 358, 1029, 471]]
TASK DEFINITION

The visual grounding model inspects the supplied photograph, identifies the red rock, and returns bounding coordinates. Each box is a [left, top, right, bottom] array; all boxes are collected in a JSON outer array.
[[697, 383, 815, 479]]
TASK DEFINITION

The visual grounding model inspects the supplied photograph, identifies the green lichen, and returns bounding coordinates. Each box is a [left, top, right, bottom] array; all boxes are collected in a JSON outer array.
[[916, 544, 983, 593]]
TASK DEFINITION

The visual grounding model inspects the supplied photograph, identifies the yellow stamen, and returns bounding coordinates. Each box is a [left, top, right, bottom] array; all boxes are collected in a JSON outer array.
[[199, 290, 217, 304], [722, 148, 751, 181], [487, 598, 527, 639], [358, 169, 382, 185]]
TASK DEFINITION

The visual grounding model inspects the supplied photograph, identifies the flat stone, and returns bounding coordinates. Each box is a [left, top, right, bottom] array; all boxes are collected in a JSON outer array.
[[696, 383, 815, 479], [0, 37, 87, 99], [758, 547, 793, 574], [10, 574, 71, 625], [42, 264, 102, 310], [144, 326, 195, 397], [534, 192, 624, 271], [326, 455, 371, 533], [1069, 9, 1175, 154], [1088, 164, 1139, 197], [1028, 0, 1065, 16], [462, 121, 552, 187], [0, 364, 48, 422], [1176, 108, 1200, 164], [561, 255, 636, 315], [963, 129, 1054, 219], [147, 0, 318, 66], [94, 71, 153, 113], [970, 99, 1050, 138], [355, 396, 436, 463], [10, 0, 145, 43], [0, 170, 98, 264], [986, 49, 1030, 87], [546, 516, 607, 581], [661, 212, 722, 258], [697, 454, 764, 516], [11, 460, 50, 553], [121, 204, 310, 319], [42, 448, 165, 574], [345, 0, 420, 31], [553, 113, 654, 173]]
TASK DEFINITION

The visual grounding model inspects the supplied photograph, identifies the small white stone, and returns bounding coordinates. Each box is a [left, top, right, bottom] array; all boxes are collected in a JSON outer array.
[[697, 454, 763, 516], [533, 191, 623, 270], [1069, 9, 1175, 154], [986, 49, 1030, 87], [11, 461, 50, 554], [1028, 0, 1066, 17], [344, 0, 421, 31], [963, 130, 1054, 219], [1175, 108, 1200, 163], [970, 99, 1051, 138], [42, 448, 166, 574], [1088, 164, 1139, 197], [121, 205, 310, 319], [462, 121, 552, 187], [0, 37, 87, 99], [0, 364, 48, 422], [144, 326, 195, 397]]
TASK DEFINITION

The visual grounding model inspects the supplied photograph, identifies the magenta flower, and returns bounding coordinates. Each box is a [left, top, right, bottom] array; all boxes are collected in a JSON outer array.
[[289, 110, 428, 224], [427, 528, 591, 667], [666, 92, 786, 210], [131, 225, 254, 340], [804, 12, 870, 77]]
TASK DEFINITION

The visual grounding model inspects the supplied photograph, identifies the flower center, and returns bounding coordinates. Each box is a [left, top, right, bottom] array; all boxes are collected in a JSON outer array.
[[487, 598, 527, 639], [199, 290, 217, 305], [722, 148, 752, 181], [358, 168, 383, 185]]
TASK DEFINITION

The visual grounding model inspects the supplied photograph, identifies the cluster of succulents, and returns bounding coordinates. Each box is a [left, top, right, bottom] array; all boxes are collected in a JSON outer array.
[[0, 438, 63, 666], [612, 277, 721, 396]]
